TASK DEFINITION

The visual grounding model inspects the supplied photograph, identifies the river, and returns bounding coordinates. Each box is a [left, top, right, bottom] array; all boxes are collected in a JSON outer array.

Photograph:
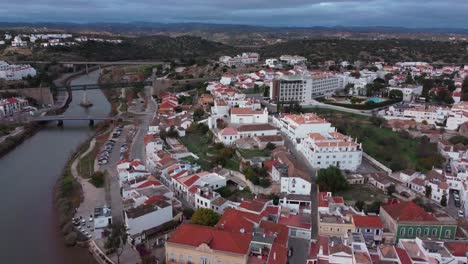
[[0, 71, 109, 264]]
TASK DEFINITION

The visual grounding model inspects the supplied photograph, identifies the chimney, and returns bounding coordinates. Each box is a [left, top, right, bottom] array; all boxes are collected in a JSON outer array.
[[240, 228, 245, 234], [274, 252, 277, 260], [319, 245, 323, 256]]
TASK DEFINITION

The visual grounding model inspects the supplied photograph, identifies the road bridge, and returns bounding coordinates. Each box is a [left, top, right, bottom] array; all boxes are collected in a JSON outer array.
[[31, 115, 116, 126]]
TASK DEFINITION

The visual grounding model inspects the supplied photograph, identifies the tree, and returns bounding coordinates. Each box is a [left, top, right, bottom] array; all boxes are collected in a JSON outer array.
[[90, 171, 105, 188], [355, 200, 365, 212], [405, 72, 415, 84], [386, 184, 396, 196], [183, 208, 194, 218], [440, 194, 447, 207], [350, 71, 361, 78], [316, 166, 349, 192], [104, 224, 128, 264], [265, 142, 276, 151], [193, 108, 205, 121], [191, 208, 220, 226], [425, 185, 432, 198], [389, 89, 403, 100], [366, 200, 382, 214], [370, 116, 386, 128]]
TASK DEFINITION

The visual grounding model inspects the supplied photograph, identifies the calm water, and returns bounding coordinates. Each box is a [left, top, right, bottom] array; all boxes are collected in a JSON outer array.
[[0, 71, 109, 263]]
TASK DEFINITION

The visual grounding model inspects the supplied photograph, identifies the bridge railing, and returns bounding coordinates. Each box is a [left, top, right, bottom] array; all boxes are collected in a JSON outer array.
[[56, 81, 152, 91]]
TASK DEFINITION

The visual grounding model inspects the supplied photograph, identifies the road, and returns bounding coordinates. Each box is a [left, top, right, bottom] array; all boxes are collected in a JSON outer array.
[[130, 86, 157, 161], [281, 132, 319, 240], [287, 237, 309, 264]]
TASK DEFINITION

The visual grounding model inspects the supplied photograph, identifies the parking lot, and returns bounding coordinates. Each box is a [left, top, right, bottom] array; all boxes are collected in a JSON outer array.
[[98, 126, 127, 165], [72, 215, 96, 240]]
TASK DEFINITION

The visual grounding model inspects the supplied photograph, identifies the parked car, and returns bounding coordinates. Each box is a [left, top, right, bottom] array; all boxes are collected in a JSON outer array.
[[458, 210, 464, 218]]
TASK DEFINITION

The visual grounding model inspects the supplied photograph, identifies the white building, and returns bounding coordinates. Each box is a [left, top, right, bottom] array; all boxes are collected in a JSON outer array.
[[124, 198, 173, 242], [447, 102, 468, 130], [271, 73, 342, 104], [0, 97, 29, 117], [299, 131, 362, 171], [230, 107, 268, 124], [274, 113, 334, 141], [219, 52, 259, 67], [0, 62, 37, 81], [280, 175, 311, 195], [280, 55, 307, 65], [217, 124, 279, 146], [388, 85, 423, 102]]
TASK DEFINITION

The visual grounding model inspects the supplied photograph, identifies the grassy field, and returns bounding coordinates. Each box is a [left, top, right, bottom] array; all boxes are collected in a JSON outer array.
[[336, 185, 388, 204], [179, 131, 212, 170], [77, 142, 97, 179], [238, 148, 270, 159], [180, 130, 241, 171]]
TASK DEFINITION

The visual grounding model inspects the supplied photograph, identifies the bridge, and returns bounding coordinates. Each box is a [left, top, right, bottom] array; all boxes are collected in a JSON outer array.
[[31, 115, 117, 126], [55, 80, 153, 91]]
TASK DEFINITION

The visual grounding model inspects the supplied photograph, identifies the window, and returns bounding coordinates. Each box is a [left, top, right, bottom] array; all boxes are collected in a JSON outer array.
[[400, 228, 405, 236], [366, 229, 371, 233], [432, 229, 438, 237], [424, 228, 429, 236], [445, 230, 451, 238], [170, 253, 175, 262], [188, 256, 193, 263], [416, 228, 421, 237], [201, 256, 209, 264], [376, 229, 380, 235], [179, 255, 184, 262]]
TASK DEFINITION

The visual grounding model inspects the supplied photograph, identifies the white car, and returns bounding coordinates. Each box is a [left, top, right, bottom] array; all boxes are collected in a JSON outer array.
[[459, 210, 465, 218]]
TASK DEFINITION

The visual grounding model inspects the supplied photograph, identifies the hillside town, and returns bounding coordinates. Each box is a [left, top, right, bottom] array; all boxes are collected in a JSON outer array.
[[47, 53, 468, 264], [0, 33, 123, 48], [2, 46, 468, 263]]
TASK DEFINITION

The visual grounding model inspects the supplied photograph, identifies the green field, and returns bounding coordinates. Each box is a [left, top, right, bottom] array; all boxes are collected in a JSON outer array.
[[238, 148, 270, 159]]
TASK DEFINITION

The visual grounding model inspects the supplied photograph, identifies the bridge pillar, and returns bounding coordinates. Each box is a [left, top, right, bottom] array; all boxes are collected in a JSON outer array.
[[57, 120, 64, 126], [89, 119, 95, 126]]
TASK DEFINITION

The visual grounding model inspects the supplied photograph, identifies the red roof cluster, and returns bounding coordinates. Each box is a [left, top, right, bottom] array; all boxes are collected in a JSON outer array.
[[167, 224, 252, 255], [318, 192, 344, 208], [352, 215, 383, 228], [381, 201, 437, 222]]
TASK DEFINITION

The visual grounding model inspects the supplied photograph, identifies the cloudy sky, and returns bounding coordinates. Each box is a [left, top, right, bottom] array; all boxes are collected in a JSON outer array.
[[1, 0, 467, 28]]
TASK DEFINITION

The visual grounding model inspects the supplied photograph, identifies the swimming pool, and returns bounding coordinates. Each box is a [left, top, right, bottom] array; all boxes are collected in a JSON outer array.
[[368, 97, 382, 103]]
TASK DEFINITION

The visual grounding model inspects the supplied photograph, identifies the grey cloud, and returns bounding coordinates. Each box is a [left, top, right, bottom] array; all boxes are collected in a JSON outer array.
[[0, 0, 466, 28]]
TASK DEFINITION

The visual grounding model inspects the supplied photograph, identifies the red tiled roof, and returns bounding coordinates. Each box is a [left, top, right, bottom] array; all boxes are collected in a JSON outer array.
[[215, 208, 263, 233], [263, 160, 280, 172], [318, 192, 344, 208], [411, 178, 425, 186], [309, 236, 329, 259], [352, 215, 383, 228], [144, 195, 164, 205], [279, 214, 311, 229], [167, 224, 252, 255], [381, 201, 437, 222], [267, 243, 288, 264], [136, 180, 162, 189], [259, 221, 289, 247], [445, 241, 468, 257], [239, 199, 268, 213], [262, 206, 280, 218], [178, 175, 200, 187], [395, 248, 412, 264], [219, 127, 238, 136], [172, 170, 188, 179]]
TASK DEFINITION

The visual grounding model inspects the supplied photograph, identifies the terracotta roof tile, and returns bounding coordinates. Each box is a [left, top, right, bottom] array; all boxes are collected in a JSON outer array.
[[381, 201, 437, 222], [168, 224, 252, 255]]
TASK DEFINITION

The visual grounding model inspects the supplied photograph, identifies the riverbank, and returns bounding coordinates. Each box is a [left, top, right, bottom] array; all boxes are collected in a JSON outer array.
[[0, 68, 95, 158]]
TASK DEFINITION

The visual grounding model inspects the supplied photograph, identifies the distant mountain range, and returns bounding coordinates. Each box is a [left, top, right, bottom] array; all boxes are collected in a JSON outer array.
[[1, 22, 468, 35]]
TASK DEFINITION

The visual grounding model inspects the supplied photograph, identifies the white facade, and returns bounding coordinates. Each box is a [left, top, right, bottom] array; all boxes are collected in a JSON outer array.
[[274, 113, 334, 140], [280, 55, 307, 65], [274, 73, 342, 104], [0, 62, 36, 81], [230, 108, 268, 124], [299, 132, 362, 171], [388, 86, 423, 102], [281, 176, 311, 195], [124, 203, 172, 236]]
